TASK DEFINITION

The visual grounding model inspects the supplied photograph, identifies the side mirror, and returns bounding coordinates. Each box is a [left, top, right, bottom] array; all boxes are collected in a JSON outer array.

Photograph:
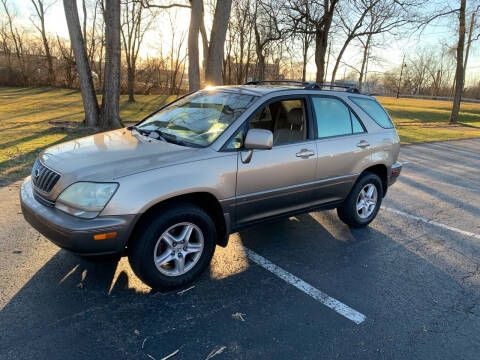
[[244, 129, 273, 150], [242, 129, 273, 164]]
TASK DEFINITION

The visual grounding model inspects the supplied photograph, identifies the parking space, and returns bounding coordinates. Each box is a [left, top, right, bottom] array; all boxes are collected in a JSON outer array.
[[1, 139, 480, 359]]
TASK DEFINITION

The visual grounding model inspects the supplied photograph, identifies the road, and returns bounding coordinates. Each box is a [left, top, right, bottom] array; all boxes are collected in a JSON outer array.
[[1, 139, 480, 359]]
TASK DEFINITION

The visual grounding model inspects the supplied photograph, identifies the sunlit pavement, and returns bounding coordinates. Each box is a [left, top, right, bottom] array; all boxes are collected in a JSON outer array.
[[1, 139, 480, 359]]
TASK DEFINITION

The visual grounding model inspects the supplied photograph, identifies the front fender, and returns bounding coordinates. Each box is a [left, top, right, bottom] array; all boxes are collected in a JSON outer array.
[[101, 153, 238, 216]]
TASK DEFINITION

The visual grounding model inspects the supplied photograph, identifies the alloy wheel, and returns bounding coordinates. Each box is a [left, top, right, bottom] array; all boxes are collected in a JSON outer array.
[[153, 222, 204, 277]]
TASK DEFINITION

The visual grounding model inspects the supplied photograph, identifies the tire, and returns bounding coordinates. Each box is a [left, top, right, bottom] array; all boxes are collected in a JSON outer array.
[[337, 172, 383, 228], [128, 203, 217, 290]]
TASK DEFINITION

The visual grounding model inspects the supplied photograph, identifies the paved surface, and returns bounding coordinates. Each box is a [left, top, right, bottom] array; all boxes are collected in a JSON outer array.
[[1, 139, 480, 359]]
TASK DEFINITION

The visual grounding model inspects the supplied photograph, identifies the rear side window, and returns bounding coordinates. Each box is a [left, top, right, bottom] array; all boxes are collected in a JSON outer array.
[[350, 97, 393, 129], [312, 97, 364, 138]]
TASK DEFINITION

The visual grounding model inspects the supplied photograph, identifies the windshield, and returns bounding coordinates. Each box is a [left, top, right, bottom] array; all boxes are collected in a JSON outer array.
[[137, 90, 257, 147]]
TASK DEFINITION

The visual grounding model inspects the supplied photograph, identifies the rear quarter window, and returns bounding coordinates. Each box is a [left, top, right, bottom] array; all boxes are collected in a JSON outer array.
[[350, 97, 394, 129]]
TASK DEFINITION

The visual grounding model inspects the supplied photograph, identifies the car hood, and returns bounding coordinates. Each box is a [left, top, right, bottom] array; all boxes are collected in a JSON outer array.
[[39, 128, 211, 181]]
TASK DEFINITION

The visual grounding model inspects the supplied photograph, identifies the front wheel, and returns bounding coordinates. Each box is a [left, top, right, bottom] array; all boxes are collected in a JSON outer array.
[[337, 172, 383, 228], [128, 203, 216, 289]]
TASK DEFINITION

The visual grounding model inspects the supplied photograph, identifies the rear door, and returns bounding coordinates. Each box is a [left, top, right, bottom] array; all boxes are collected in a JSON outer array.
[[310, 96, 372, 202], [232, 96, 318, 225]]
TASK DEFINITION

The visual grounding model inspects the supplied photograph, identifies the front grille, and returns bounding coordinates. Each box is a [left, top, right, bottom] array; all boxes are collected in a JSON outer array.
[[33, 191, 56, 207], [31, 159, 61, 193]]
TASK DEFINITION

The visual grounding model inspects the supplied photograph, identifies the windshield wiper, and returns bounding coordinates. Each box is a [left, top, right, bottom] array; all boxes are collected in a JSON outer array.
[[128, 125, 150, 136], [129, 126, 168, 142], [129, 126, 201, 148], [159, 132, 202, 148]]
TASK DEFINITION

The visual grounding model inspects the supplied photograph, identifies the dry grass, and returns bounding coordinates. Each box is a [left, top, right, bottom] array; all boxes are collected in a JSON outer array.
[[1, 86, 480, 185]]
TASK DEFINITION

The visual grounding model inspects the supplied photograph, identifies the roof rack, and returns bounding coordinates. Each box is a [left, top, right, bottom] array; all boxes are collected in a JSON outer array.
[[244, 80, 360, 94]]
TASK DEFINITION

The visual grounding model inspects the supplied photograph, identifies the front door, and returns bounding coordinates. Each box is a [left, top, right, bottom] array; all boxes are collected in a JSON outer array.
[[234, 97, 317, 225]]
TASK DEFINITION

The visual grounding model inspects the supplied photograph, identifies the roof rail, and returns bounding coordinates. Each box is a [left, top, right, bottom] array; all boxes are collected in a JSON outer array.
[[244, 80, 360, 93], [311, 83, 361, 93], [244, 80, 315, 87]]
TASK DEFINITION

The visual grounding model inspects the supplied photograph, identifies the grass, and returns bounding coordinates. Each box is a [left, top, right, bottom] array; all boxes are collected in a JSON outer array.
[[377, 96, 480, 144], [1, 86, 480, 185], [0, 87, 175, 185]]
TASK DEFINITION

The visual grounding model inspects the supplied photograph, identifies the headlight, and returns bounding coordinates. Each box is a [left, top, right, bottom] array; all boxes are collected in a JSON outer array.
[[55, 182, 118, 219]]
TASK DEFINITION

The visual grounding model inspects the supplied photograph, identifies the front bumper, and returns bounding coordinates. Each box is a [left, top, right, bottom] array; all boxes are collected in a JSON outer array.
[[20, 178, 136, 255], [388, 162, 403, 186]]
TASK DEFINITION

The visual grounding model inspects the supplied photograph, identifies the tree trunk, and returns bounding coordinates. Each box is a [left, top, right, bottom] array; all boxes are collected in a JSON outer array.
[[101, 0, 122, 129], [127, 64, 135, 102], [256, 48, 265, 80], [302, 33, 308, 82], [463, 12, 475, 85], [358, 34, 372, 91], [314, 30, 328, 84], [254, 19, 265, 80], [63, 0, 99, 128], [188, 0, 202, 91], [330, 36, 353, 86], [449, 0, 466, 124], [205, 0, 232, 85], [40, 24, 55, 86], [200, 7, 209, 75]]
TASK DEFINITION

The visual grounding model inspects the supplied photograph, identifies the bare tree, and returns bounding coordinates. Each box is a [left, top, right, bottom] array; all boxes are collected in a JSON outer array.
[[252, 0, 283, 80], [30, 0, 56, 86], [63, 0, 99, 127], [56, 35, 76, 88], [1, 0, 30, 85], [86, 1, 105, 89], [100, 0, 122, 129], [284, 0, 316, 81], [288, 0, 340, 84], [121, 0, 154, 101], [330, 0, 380, 86]]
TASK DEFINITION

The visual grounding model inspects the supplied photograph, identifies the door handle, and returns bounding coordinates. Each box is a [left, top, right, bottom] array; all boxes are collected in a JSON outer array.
[[296, 149, 315, 158], [356, 140, 370, 148]]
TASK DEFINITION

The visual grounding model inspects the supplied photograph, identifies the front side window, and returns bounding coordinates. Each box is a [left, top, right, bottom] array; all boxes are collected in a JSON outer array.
[[350, 97, 393, 129], [251, 99, 307, 146], [224, 98, 308, 149], [138, 90, 257, 147], [312, 97, 363, 138]]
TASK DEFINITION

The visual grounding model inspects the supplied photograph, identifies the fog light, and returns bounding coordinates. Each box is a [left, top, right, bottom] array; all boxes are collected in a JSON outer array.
[[93, 232, 117, 240]]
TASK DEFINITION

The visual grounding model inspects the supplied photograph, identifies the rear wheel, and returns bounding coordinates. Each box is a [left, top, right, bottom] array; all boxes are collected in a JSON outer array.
[[128, 203, 216, 289], [337, 172, 383, 228]]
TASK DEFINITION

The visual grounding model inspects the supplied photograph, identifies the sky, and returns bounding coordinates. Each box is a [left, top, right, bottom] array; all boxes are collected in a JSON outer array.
[[11, 0, 480, 86]]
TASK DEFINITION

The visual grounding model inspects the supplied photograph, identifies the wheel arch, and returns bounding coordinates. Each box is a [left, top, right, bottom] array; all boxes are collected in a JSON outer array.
[[359, 164, 388, 197], [127, 192, 229, 250]]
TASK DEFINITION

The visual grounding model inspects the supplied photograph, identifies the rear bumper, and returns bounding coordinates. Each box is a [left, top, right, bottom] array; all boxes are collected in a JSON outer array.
[[20, 178, 136, 256], [388, 162, 403, 186]]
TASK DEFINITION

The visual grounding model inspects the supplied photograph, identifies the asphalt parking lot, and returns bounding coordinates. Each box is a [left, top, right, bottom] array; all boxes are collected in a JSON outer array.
[[1, 138, 480, 360]]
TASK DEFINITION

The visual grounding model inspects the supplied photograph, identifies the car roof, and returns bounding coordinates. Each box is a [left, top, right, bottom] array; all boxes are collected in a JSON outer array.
[[212, 84, 374, 99]]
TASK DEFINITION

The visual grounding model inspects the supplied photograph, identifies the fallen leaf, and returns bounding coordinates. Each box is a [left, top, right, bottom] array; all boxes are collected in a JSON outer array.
[[177, 285, 195, 295], [205, 346, 226, 360], [232, 312, 246, 322], [160, 349, 180, 360]]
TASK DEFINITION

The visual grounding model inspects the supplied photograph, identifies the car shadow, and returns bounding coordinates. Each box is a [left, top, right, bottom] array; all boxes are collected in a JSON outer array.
[[1, 212, 479, 359]]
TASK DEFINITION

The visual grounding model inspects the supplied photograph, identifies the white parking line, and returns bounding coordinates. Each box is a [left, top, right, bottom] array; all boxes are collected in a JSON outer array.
[[244, 248, 367, 324], [383, 207, 480, 239]]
